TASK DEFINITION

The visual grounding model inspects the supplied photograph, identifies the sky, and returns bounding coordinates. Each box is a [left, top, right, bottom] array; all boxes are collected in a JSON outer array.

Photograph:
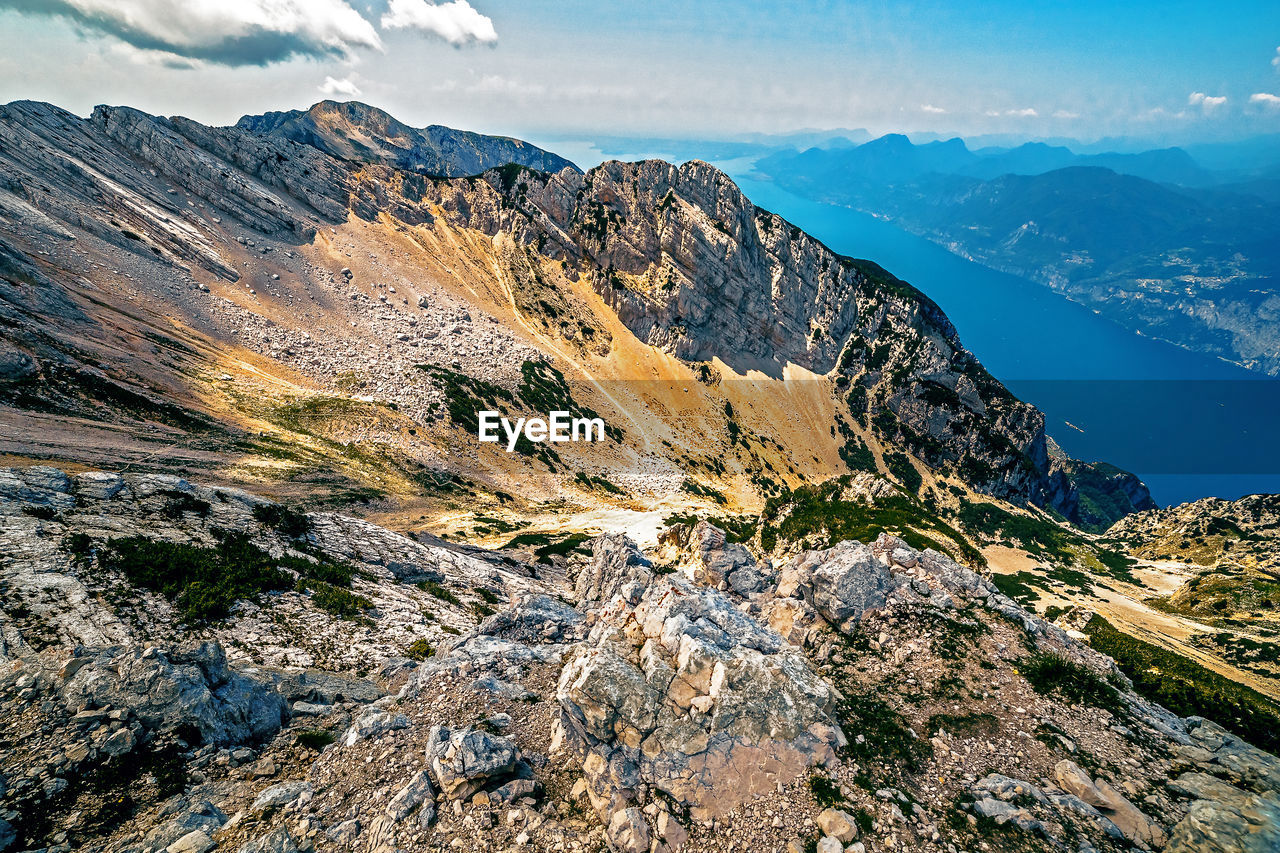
[[0, 0, 1278, 147]]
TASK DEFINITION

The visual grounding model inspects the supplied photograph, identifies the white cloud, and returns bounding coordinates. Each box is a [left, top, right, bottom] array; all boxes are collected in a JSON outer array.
[[1273, 46, 1280, 69], [920, 103, 947, 114], [1052, 109, 1080, 119], [1188, 91, 1227, 111], [0, 0, 382, 65], [381, 0, 497, 46], [319, 75, 361, 97], [1005, 107, 1038, 117], [1250, 92, 1280, 109]]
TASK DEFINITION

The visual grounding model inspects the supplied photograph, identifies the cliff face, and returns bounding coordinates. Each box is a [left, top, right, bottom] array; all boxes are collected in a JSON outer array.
[[236, 100, 579, 177], [406, 159, 1135, 515]]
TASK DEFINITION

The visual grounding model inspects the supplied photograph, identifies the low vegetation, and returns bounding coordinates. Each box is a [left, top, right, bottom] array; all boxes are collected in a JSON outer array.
[[758, 476, 984, 566], [1020, 652, 1124, 714], [499, 531, 592, 564], [252, 502, 312, 539], [95, 534, 292, 623], [90, 530, 361, 623], [1083, 614, 1280, 753]]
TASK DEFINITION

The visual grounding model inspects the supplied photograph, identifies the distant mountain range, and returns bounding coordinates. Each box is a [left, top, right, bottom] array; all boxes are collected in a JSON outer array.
[[756, 134, 1280, 375]]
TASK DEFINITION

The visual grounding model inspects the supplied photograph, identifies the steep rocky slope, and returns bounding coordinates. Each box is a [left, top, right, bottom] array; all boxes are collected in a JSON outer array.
[[13, 98, 1268, 853], [236, 101, 578, 177], [0, 98, 1143, 533], [2, 466, 1277, 853]]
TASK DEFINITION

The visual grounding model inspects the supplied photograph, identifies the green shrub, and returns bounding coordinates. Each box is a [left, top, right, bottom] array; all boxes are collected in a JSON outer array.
[[926, 712, 999, 738], [418, 579, 462, 606], [808, 774, 845, 809], [758, 477, 984, 566], [884, 451, 923, 494], [836, 690, 932, 771], [306, 581, 372, 619], [500, 531, 592, 564], [252, 503, 311, 538], [1021, 652, 1123, 714], [681, 478, 727, 505], [991, 571, 1040, 604], [22, 505, 59, 521], [158, 490, 211, 519], [97, 533, 292, 623], [405, 637, 435, 661]]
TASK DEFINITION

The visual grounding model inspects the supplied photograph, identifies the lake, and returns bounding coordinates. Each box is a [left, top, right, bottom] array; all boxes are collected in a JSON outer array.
[[728, 172, 1280, 508]]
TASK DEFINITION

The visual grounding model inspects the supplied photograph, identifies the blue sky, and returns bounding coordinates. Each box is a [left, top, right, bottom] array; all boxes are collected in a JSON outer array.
[[0, 0, 1277, 144]]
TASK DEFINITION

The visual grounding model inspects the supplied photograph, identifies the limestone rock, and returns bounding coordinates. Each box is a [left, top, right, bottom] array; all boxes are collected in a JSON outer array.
[[557, 551, 844, 823], [605, 808, 652, 853], [252, 781, 312, 812], [386, 769, 436, 824], [575, 534, 654, 605], [425, 725, 525, 801], [816, 808, 859, 843], [1054, 760, 1166, 847], [59, 642, 286, 747]]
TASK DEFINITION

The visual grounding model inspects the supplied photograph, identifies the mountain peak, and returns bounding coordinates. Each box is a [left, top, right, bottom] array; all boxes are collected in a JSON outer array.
[[236, 100, 578, 177]]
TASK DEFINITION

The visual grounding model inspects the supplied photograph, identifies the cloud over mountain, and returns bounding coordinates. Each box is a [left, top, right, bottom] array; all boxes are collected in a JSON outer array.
[[0, 0, 383, 65]]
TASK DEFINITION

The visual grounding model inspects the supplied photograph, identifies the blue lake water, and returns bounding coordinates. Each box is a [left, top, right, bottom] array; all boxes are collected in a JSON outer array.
[[725, 173, 1280, 507]]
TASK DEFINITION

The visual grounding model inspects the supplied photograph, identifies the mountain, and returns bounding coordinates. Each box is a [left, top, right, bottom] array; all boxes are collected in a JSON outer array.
[[757, 147, 1280, 375], [236, 100, 579, 177], [0, 99, 1142, 527], [6, 99, 1279, 852]]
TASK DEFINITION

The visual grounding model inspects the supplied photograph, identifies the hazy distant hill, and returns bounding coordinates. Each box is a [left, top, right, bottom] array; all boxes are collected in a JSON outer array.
[[758, 136, 1280, 375]]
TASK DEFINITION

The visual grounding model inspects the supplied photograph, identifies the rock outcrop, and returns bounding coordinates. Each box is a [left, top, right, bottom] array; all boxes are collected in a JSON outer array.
[[556, 558, 845, 828], [59, 642, 287, 747]]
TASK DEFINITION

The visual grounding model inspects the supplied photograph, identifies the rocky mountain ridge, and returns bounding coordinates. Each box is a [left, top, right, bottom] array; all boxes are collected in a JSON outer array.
[[0, 98, 1149, 530], [236, 101, 578, 178]]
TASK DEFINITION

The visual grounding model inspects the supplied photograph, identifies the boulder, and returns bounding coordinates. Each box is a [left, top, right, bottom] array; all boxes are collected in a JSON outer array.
[[816, 808, 859, 843], [341, 705, 409, 746], [59, 642, 287, 746], [815, 837, 843, 853], [386, 769, 436, 824], [238, 826, 298, 853], [605, 808, 651, 853], [575, 534, 654, 605], [167, 830, 215, 853], [476, 593, 585, 644], [1166, 793, 1280, 853], [1054, 760, 1165, 848], [425, 725, 524, 800], [251, 781, 312, 812], [671, 521, 773, 596]]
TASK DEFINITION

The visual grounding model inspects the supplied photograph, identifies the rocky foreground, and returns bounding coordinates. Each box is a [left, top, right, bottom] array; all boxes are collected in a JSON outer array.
[[2, 466, 1279, 853]]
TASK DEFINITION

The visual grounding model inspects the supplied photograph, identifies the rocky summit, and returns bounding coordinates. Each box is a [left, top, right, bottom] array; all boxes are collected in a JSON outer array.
[[2, 465, 1279, 853], [0, 97, 1277, 853]]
